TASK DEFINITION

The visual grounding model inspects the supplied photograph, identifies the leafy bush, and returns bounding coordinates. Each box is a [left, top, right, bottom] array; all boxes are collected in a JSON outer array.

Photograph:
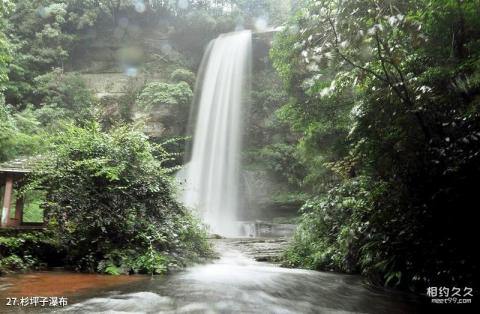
[[137, 81, 192, 110], [97, 248, 169, 275], [33, 69, 95, 123], [284, 177, 376, 272], [25, 123, 211, 273], [246, 68, 290, 148], [0, 230, 62, 274], [170, 69, 196, 88], [0, 102, 43, 161], [246, 143, 306, 189], [0, 254, 34, 272], [287, 177, 415, 288]]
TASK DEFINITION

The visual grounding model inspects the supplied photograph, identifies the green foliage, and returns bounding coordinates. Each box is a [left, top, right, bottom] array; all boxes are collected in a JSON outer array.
[[33, 69, 95, 123], [283, 177, 376, 272], [246, 143, 305, 189], [0, 230, 62, 274], [170, 68, 196, 88], [284, 176, 415, 287], [97, 83, 138, 130], [247, 68, 289, 146], [0, 2, 11, 88], [0, 254, 34, 272], [22, 190, 46, 223], [97, 248, 169, 275], [0, 102, 43, 161], [135, 81, 192, 139], [275, 0, 479, 290], [0, 0, 12, 134], [104, 263, 121, 275], [137, 81, 192, 110], [1, 1, 96, 162], [243, 67, 304, 202], [270, 8, 353, 192], [0, 102, 16, 161], [171, 10, 232, 66], [5, 1, 75, 105], [134, 250, 169, 275], [25, 123, 211, 272], [228, 0, 291, 27], [0, 68, 93, 161]]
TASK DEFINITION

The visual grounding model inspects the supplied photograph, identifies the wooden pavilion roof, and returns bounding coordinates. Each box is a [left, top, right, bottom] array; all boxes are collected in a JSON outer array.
[[0, 157, 35, 174]]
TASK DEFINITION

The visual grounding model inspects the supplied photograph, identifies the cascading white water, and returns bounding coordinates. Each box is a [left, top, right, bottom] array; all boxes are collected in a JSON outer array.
[[179, 31, 251, 236]]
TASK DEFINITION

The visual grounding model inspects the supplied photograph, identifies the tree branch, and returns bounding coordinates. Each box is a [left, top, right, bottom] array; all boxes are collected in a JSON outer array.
[[327, 17, 390, 85]]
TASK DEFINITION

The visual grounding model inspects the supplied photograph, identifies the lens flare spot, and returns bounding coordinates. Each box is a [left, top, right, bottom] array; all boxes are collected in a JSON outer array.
[[161, 43, 173, 55], [36, 6, 50, 18], [118, 17, 129, 28], [125, 67, 138, 77], [134, 0, 146, 13], [254, 16, 268, 32], [235, 24, 245, 31], [178, 0, 189, 10]]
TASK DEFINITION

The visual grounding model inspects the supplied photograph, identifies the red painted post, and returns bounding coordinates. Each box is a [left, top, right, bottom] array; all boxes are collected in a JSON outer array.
[[1, 175, 13, 228]]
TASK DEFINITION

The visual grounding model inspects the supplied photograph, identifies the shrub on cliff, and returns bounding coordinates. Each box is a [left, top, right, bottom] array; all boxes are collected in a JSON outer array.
[[137, 81, 192, 111], [170, 69, 196, 88]]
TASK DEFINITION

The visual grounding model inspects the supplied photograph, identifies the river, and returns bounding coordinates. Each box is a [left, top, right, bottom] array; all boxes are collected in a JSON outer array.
[[1, 238, 429, 314]]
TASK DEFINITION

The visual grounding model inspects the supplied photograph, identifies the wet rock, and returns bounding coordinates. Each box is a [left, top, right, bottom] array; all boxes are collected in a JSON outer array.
[[217, 237, 290, 263], [208, 234, 225, 239]]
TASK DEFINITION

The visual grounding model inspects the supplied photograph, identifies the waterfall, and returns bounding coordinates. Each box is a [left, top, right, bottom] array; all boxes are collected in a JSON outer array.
[[179, 31, 252, 236]]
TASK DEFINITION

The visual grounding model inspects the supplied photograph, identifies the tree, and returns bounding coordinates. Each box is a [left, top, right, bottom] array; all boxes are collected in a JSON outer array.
[[272, 0, 479, 290], [0, 0, 12, 92], [170, 68, 196, 88], [137, 81, 193, 110], [33, 69, 95, 124], [5, 0, 76, 106], [26, 123, 211, 273]]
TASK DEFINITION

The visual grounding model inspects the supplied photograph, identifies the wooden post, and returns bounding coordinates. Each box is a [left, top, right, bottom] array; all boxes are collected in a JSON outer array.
[[13, 196, 24, 227], [1, 174, 13, 227]]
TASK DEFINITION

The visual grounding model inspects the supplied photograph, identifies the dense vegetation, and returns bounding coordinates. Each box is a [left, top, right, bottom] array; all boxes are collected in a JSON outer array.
[[1, 0, 291, 274], [1, 0, 291, 162], [0, 230, 62, 274], [271, 0, 478, 291], [23, 124, 210, 274], [1, 0, 475, 301]]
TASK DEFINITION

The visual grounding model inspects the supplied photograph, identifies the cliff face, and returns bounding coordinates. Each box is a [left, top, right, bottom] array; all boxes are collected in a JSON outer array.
[[75, 29, 278, 140], [71, 27, 191, 138]]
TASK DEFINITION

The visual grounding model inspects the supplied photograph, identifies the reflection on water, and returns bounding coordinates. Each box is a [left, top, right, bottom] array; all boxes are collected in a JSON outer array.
[[57, 240, 423, 314]]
